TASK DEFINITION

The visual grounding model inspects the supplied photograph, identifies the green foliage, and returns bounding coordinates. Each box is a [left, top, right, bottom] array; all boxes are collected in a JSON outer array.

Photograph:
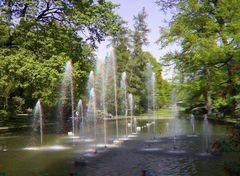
[[211, 123, 240, 175], [112, 9, 171, 114], [0, 0, 120, 119], [144, 52, 171, 108], [0, 110, 9, 119], [158, 0, 240, 116], [125, 8, 150, 114], [132, 7, 150, 56], [12, 96, 25, 114]]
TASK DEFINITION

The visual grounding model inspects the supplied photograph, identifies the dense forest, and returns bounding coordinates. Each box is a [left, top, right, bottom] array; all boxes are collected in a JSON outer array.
[[0, 0, 170, 120]]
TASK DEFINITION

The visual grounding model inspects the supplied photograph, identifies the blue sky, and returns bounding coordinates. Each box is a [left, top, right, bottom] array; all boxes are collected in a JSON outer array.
[[97, 0, 179, 79], [98, 0, 179, 59]]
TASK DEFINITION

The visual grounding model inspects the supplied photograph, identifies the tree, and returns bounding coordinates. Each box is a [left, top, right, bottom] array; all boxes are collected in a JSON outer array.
[[143, 52, 171, 108], [126, 8, 150, 113], [112, 8, 170, 114], [110, 20, 132, 114], [157, 0, 240, 116], [132, 7, 150, 56], [0, 0, 120, 118], [112, 20, 131, 81]]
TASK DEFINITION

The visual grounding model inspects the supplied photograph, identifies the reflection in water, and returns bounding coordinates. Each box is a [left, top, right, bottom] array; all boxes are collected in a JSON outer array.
[[23, 145, 71, 151], [202, 114, 211, 153], [0, 117, 233, 176], [190, 113, 195, 134]]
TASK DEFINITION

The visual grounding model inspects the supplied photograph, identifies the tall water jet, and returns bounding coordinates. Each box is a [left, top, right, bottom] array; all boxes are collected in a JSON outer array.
[[87, 71, 95, 92], [167, 87, 186, 154], [146, 61, 155, 133], [87, 88, 97, 151], [152, 72, 156, 134], [203, 114, 211, 152], [58, 60, 75, 135], [128, 93, 133, 133], [33, 100, 43, 145], [190, 114, 195, 134], [67, 61, 75, 135], [121, 72, 128, 136], [171, 87, 178, 148], [109, 47, 119, 138], [187, 113, 198, 138], [86, 71, 95, 140], [96, 56, 107, 147], [77, 99, 84, 137]]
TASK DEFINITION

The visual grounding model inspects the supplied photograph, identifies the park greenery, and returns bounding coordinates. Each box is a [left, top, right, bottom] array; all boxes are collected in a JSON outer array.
[[0, 1, 170, 120], [112, 8, 171, 114], [156, 1, 240, 174], [1, 0, 239, 121], [0, 0, 121, 119], [157, 0, 240, 118], [1, 1, 239, 175]]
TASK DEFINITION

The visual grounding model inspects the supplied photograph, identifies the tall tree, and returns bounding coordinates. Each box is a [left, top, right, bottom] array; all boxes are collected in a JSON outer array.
[[112, 20, 131, 81], [143, 52, 171, 108], [157, 0, 240, 116], [111, 20, 131, 114], [127, 7, 150, 113], [132, 7, 150, 56]]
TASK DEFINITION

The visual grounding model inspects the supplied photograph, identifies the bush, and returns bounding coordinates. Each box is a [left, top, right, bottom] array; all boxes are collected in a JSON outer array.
[[12, 96, 25, 114], [0, 109, 9, 119], [211, 123, 240, 175]]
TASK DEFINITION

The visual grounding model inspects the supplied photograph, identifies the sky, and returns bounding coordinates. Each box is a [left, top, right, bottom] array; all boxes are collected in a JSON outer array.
[[97, 0, 180, 79]]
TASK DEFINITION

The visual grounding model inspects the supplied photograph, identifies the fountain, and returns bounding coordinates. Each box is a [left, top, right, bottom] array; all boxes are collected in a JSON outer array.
[[58, 60, 75, 135], [108, 47, 119, 139], [171, 87, 178, 147], [146, 62, 151, 133], [146, 61, 156, 134], [33, 100, 43, 145], [86, 71, 98, 150], [96, 55, 107, 147], [191, 114, 195, 134], [77, 99, 84, 137], [201, 114, 211, 155], [87, 88, 97, 152], [87, 71, 95, 92], [167, 87, 186, 154], [121, 72, 128, 137], [86, 71, 95, 139], [187, 114, 198, 137], [4, 46, 235, 175], [152, 72, 156, 135], [24, 100, 72, 151], [128, 93, 133, 133]]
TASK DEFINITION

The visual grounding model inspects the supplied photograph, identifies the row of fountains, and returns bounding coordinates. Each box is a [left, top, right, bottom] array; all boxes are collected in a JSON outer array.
[[32, 47, 211, 155], [32, 48, 156, 147]]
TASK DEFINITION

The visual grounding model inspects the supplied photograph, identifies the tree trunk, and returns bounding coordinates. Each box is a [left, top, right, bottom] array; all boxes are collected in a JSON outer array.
[[204, 67, 211, 114], [4, 96, 8, 110], [204, 91, 211, 114]]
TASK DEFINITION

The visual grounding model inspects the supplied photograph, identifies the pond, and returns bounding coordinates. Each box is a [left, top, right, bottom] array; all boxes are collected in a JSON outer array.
[[0, 115, 236, 176]]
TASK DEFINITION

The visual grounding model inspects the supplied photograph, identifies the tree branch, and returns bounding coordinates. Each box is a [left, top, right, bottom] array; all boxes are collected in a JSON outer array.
[[37, 1, 51, 20]]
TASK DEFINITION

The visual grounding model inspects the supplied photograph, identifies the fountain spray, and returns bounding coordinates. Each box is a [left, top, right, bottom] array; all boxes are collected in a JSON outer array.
[[96, 55, 107, 147], [121, 72, 128, 137], [109, 47, 119, 138], [128, 93, 133, 133], [33, 100, 43, 145], [77, 99, 84, 137]]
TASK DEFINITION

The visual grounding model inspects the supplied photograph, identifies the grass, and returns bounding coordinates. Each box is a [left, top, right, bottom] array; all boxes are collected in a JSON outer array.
[[154, 108, 172, 116]]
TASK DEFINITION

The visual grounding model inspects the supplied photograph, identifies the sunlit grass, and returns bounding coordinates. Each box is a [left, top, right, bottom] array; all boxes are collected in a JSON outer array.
[[154, 108, 172, 116]]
